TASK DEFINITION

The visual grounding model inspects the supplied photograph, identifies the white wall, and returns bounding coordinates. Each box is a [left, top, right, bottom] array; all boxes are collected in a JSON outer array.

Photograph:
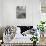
[[0, 0, 3, 26], [32, 0, 41, 27], [0, 0, 41, 27]]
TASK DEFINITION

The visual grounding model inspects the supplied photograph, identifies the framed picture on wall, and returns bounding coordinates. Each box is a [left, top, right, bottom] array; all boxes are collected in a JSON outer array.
[[16, 6, 26, 19]]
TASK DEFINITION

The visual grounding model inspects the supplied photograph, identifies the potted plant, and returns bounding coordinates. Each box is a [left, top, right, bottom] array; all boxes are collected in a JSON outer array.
[[37, 21, 45, 37], [31, 35, 38, 46]]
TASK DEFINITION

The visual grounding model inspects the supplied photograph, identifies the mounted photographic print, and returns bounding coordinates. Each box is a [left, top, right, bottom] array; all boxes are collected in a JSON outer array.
[[16, 6, 26, 19]]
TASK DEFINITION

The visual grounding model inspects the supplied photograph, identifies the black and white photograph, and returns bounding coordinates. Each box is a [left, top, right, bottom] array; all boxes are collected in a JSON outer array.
[[16, 6, 26, 19]]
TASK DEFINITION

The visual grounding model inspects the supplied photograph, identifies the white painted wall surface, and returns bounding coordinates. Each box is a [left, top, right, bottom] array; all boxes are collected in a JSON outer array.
[[0, 0, 41, 27]]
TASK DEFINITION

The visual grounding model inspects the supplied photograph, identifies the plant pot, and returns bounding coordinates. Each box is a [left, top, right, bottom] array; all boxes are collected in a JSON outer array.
[[40, 32, 44, 37], [33, 41, 36, 46]]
